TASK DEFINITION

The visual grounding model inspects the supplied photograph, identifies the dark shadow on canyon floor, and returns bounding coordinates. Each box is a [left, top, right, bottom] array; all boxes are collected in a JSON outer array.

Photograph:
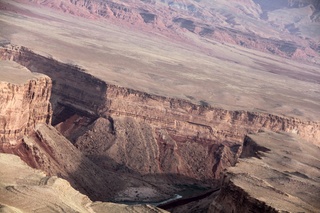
[[70, 153, 218, 203]]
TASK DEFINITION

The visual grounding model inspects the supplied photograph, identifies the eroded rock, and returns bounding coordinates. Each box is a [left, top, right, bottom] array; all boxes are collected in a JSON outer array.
[[211, 131, 320, 212], [0, 60, 52, 145], [0, 153, 168, 213]]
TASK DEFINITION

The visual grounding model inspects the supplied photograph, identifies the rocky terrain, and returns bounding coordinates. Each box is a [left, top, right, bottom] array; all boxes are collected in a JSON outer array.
[[1, 45, 319, 180], [164, 131, 320, 212], [211, 131, 320, 212], [0, 60, 181, 204], [0, 0, 320, 212], [0, 60, 51, 145], [6, 0, 320, 64], [1, 45, 320, 212], [1, 0, 320, 123], [0, 153, 167, 212], [0, 61, 171, 212]]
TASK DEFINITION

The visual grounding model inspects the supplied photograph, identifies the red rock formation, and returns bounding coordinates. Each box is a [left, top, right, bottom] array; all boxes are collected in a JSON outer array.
[[0, 60, 52, 145], [23, 123, 168, 202], [72, 84, 319, 180], [0, 45, 106, 118], [1, 46, 319, 183], [209, 131, 320, 212], [1, 45, 319, 207], [0, 56, 171, 202]]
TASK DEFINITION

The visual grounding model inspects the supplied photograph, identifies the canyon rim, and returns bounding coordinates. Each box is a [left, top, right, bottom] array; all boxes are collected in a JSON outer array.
[[0, 0, 320, 212]]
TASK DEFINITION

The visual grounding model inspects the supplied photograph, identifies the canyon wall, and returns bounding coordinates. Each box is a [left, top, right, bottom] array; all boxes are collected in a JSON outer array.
[[103, 85, 320, 145], [209, 131, 320, 212], [0, 54, 171, 202], [1, 45, 320, 208], [0, 60, 52, 145], [0, 45, 107, 121], [72, 84, 319, 181], [1, 45, 319, 182], [22, 123, 169, 202]]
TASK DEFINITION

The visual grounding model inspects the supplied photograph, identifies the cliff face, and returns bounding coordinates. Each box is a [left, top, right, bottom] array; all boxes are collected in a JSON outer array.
[[73, 84, 319, 180], [210, 131, 320, 212], [1, 45, 319, 183], [0, 60, 52, 145], [103, 85, 320, 145], [0, 54, 172, 202], [1, 45, 320, 209], [0, 45, 106, 120], [22, 124, 169, 202]]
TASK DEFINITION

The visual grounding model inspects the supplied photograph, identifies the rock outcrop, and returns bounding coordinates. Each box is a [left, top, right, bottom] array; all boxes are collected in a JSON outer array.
[[72, 84, 319, 181], [0, 45, 106, 119], [1, 46, 319, 184], [210, 131, 320, 213], [1, 46, 319, 206], [0, 56, 172, 203], [0, 1, 319, 210], [22, 123, 169, 202], [0, 60, 51, 145], [0, 153, 167, 213]]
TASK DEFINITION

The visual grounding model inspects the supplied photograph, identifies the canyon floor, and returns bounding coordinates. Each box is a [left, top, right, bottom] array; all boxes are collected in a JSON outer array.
[[0, 0, 320, 212]]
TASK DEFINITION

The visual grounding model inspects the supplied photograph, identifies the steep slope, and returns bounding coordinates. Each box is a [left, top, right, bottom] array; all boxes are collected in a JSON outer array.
[[72, 84, 320, 182], [0, 60, 51, 145], [0, 59, 171, 202], [210, 131, 320, 213], [167, 131, 320, 212], [0, 153, 167, 213], [0, 1, 319, 211], [23, 123, 167, 202], [2, 46, 318, 183]]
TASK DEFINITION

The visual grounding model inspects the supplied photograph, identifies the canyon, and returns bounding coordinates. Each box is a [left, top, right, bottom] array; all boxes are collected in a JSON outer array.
[[1, 44, 320, 212], [0, 0, 320, 212]]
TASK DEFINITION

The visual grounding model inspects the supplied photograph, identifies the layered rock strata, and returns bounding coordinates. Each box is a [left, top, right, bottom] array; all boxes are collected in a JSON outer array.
[[0, 60, 51, 145], [0, 57, 171, 202], [1, 46, 320, 209], [0, 45, 105, 119], [71, 86, 319, 182], [210, 131, 320, 213], [22, 123, 168, 202], [1, 45, 319, 183]]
